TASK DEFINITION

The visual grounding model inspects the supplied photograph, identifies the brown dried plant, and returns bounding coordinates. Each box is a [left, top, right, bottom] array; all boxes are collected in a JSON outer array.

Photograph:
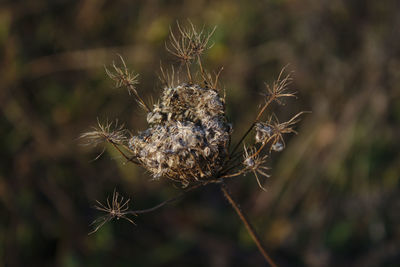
[[166, 21, 216, 81], [105, 55, 150, 112], [89, 189, 136, 235], [82, 22, 308, 267], [80, 119, 127, 146]]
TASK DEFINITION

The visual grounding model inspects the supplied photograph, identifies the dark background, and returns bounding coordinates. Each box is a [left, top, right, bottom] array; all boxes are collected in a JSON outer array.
[[1, 0, 400, 266]]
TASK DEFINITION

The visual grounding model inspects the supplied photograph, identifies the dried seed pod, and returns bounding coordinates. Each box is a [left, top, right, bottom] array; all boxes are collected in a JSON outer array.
[[129, 83, 230, 184], [254, 122, 272, 143], [272, 142, 284, 152]]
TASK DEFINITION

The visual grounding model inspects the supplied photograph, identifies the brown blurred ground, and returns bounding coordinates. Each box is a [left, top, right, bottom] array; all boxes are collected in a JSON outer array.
[[1, 0, 400, 266]]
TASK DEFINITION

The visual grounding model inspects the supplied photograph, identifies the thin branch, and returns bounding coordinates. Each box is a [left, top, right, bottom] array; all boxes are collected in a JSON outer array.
[[221, 183, 277, 267], [230, 122, 255, 157], [127, 183, 203, 215], [128, 193, 184, 214], [218, 171, 244, 179], [110, 142, 140, 165]]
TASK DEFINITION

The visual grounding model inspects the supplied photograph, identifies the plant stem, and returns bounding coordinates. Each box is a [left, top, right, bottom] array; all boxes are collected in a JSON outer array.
[[110, 142, 140, 165], [230, 122, 255, 157], [220, 183, 277, 267], [129, 193, 183, 214], [128, 183, 202, 215]]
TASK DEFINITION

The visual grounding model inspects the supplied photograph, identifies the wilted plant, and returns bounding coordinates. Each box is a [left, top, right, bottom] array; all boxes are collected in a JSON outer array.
[[89, 189, 136, 235], [82, 21, 306, 266]]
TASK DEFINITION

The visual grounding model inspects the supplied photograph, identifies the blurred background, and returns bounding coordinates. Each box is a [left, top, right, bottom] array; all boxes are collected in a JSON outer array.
[[1, 0, 400, 266]]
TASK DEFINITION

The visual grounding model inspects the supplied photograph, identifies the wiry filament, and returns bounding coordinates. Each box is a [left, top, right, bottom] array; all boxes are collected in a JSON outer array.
[[158, 63, 178, 89], [201, 67, 224, 91]]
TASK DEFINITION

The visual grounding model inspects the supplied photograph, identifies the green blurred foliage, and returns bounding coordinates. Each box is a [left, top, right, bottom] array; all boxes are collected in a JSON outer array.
[[1, 0, 399, 266]]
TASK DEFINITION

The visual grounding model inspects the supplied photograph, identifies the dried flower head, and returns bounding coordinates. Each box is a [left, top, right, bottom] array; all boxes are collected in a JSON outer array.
[[89, 189, 136, 235], [83, 23, 306, 188], [80, 119, 128, 147], [166, 21, 215, 64], [255, 112, 307, 151], [262, 67, 296, 106], [129, 83, 231, 185], [254, 122, 273, 143], [166, 21, 216, 81], [84, 22, 308, 265], [105, 55, 150, 112], [243, 145, 270, 191]]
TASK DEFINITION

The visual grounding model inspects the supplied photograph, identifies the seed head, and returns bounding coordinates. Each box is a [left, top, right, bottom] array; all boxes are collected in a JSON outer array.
[[105, 56, 150, 112], [89, 189, 136, 235], [255, 122, 273, 143], [80, 119, 128, 147], [128, 83, 230, 185], [243, 145, 270, 191], [255, 112, 307, 151], [262, 68, 296, 105], [166, 21, 216, 64]]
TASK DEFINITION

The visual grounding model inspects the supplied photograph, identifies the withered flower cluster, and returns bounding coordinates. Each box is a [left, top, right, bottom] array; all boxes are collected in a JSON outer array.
[[130, 83, 231, 184], [82, 19, 306, 203], [82, 22, 306, 265]]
